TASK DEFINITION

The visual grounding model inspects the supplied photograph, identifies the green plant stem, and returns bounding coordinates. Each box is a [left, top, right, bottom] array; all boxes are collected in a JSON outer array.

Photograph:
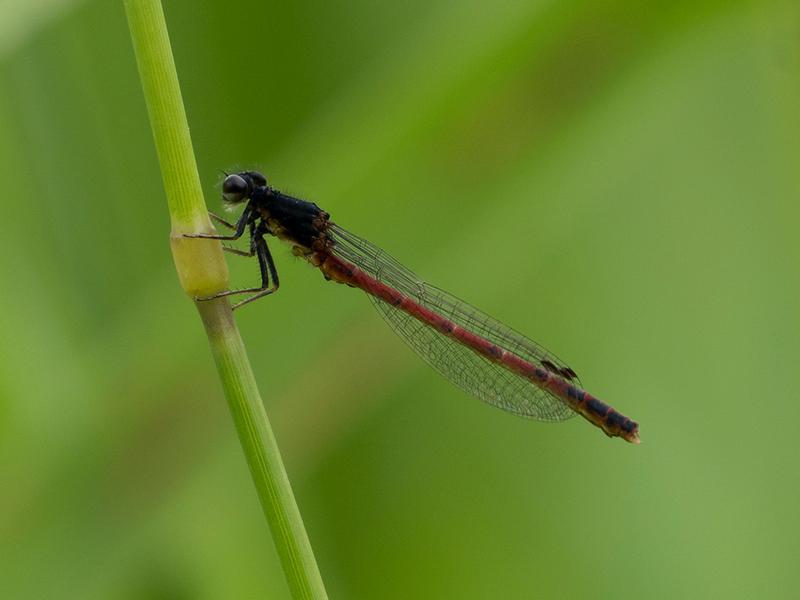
[[124, 1, 327, 597], [197, 300, 328, 599]]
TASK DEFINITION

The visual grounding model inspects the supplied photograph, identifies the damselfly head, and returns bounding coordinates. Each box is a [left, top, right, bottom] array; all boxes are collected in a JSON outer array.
[[222, 170, 267, 206]]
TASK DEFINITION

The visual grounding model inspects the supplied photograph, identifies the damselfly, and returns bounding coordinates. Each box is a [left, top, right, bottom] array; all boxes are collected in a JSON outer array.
[[186, 171, 640, 443]]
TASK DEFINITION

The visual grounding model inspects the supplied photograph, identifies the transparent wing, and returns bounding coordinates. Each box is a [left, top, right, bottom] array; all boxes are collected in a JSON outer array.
[[329, 224, 578, 422]]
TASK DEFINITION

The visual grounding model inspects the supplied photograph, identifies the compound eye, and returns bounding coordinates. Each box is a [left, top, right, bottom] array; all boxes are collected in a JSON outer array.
[[222, 174, 249, 204], [250, 171, 267, 187]]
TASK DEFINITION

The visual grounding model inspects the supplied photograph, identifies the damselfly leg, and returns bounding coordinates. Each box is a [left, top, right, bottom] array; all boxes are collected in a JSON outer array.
[[188, 214, 280, 309], [206, 212, 256, 257], [208, 212, 238, 231], [185, 206, 253, 241], [223, 222, 257, 257]]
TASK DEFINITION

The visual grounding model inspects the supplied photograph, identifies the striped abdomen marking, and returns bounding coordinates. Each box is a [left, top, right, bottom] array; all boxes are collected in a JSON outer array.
[[320, 253, 640, 443]]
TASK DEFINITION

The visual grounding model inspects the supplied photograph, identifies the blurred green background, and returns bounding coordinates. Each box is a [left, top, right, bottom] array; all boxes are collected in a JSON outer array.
[[1, 0, 798, 598]]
